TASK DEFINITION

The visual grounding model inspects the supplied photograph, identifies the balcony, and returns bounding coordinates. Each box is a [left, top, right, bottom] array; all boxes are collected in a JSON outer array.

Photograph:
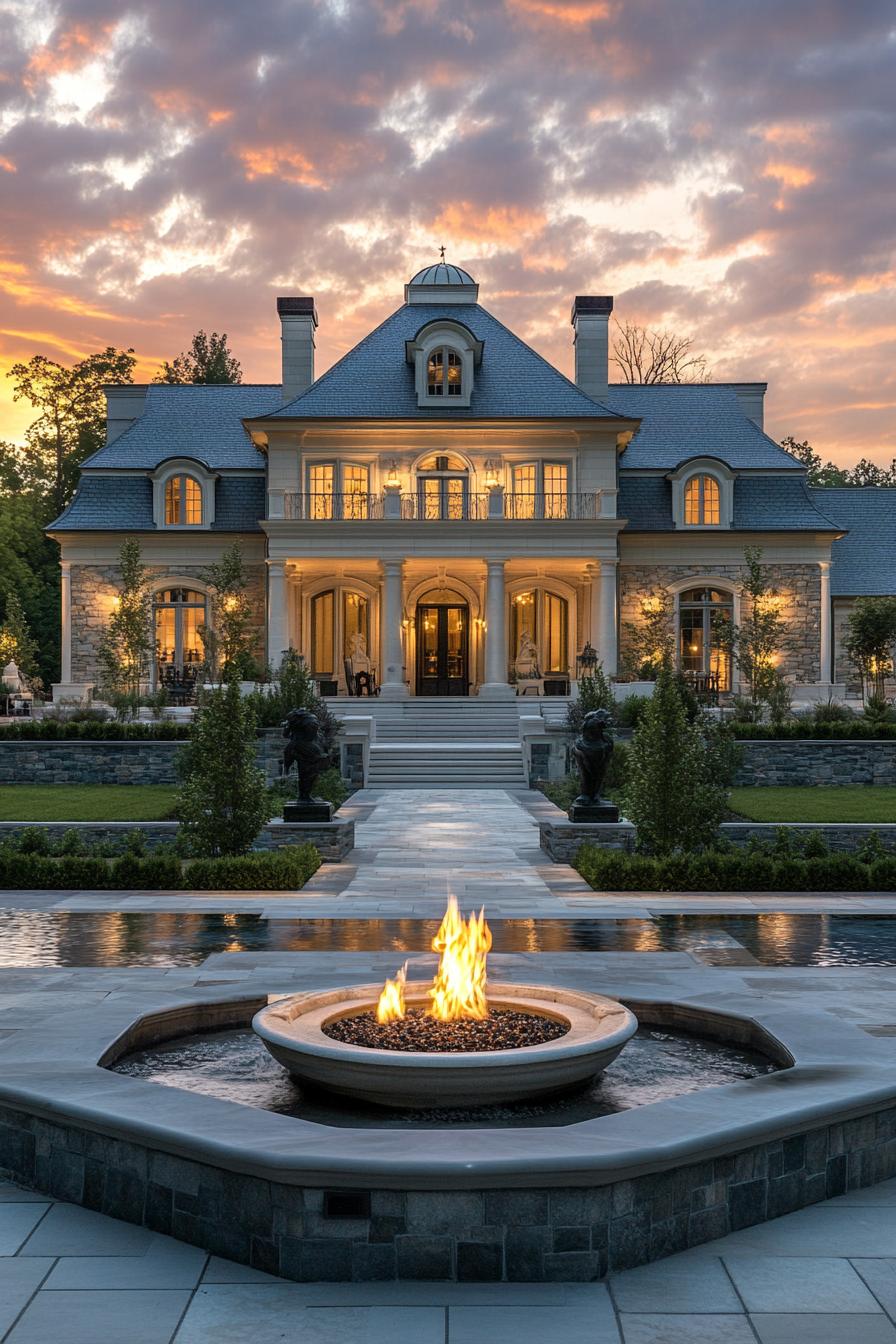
[[279, 491, 603, 521]]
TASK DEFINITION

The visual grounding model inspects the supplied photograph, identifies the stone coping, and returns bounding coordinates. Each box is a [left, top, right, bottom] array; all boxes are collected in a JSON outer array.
[[1, 967, 895, 1193]]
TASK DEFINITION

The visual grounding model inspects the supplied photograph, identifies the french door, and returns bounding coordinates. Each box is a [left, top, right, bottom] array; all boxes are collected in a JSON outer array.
[[416, 604, 468, 696]]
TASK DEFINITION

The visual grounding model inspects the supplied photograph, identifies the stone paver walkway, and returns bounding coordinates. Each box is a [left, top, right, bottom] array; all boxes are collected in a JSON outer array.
[[2, 1177, 896, 1341]]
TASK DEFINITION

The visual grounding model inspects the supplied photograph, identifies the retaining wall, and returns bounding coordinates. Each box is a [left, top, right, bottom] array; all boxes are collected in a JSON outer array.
[[0, 735, 285, 786], [0, 819, 354, 862], [734, 739, 896, 786]]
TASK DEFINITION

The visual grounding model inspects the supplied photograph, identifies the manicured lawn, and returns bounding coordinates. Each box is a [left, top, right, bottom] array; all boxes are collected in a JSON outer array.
[[729, 786, 896, 823], [0, 785, 179, 822]]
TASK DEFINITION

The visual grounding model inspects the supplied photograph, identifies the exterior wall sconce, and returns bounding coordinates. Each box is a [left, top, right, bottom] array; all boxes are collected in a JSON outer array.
[[484, 458, 501, 489]]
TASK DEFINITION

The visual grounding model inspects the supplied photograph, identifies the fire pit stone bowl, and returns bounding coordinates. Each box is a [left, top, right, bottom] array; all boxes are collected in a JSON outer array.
[[252, 983, 638, 1109]]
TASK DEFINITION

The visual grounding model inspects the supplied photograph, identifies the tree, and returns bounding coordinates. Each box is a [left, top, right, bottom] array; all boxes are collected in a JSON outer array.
[[198, 542, 260, 681], [621, 590, 675, 679], [0, 489, 60, 687], [621, 665, 728, 854], [612, 320, 709, 384], [96, 539, 153, 712], [844, 597, 896, 700], [177, 680, 269, 856], [725, 548, 793, 715], [0, 590, 39, 685], [781, 436, 896, 488], [565, 661, 615, 736], [155, 331, 242, 385], [7, 347, 136, 513]]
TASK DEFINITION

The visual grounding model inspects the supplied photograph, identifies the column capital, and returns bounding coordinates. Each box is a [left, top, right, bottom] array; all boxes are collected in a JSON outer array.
[[484, 556, 506, 571], [266, 557, 286, 573], [818, 559, 831, 574], [382, 558, 405, 577], [59, 559, 71, 576], [600, 557, 618, 573]]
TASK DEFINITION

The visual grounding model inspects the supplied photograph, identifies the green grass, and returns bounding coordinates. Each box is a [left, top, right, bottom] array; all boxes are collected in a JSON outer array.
[[0, 785, 179, 822], [729, 786, 896, 823]]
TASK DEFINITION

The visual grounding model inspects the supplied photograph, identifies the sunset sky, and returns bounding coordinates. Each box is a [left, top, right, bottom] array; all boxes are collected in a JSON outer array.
[[0, 0, 893, 462]]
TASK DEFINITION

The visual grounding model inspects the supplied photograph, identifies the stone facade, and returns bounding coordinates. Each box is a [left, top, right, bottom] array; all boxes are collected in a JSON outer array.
[[69, 562, 266, 687], [0, 733, 284, 785], [1, 1100, 894, 1281], [0, 818, 354, 861], [618, 562, 822, 686], [734, 738, 896, 786]]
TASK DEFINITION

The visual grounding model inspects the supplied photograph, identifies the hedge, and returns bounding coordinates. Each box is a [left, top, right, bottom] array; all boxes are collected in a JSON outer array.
[[0, 842, 320, 891], [0, 720, 192, 741], [576, 843, 896, 892], [730, 721, 896, 740]]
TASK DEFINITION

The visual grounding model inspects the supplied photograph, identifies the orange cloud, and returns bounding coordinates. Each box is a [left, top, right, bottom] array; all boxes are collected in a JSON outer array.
[[430, 203, 547, 245], [509, 0, 612, 24], [762, 162, 816, 188], [0, 157, 15, 173], [25, 20, 115, 86], [238, 145, 326, 189]]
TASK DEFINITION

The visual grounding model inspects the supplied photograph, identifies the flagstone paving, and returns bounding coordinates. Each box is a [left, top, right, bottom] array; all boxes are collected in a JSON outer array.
[[2, 786, 896, 1339]]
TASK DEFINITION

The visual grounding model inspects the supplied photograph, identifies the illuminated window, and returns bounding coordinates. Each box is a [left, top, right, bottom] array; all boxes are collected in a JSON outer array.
[[427, 347, 463, 397], [543, 463, 569, 518], [416, 455, 468, 519], [342, 465, 369, 519], [311, 590, 335, 673], [510, 588, 569, 676], [684, 474, 721, 525], [510, 462, 569, 518], [154, 588, 206, 683], [679, 587, 733, 689], [309, 464, 334, 519], [164, 476, 202, 525]]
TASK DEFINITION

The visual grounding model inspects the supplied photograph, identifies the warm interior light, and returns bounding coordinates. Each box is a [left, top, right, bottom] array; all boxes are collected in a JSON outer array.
[[221, 595, 239, 613], [374, 895, 493, 1024], [385, 458, 401, 488]]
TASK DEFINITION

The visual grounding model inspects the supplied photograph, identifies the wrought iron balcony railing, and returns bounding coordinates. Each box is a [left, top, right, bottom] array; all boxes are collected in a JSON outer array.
[[280, 491, 602, 521]]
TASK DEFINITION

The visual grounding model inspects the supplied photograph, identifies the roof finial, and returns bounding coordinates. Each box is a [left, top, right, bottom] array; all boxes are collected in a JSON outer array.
[[439, 244, 446, 262]]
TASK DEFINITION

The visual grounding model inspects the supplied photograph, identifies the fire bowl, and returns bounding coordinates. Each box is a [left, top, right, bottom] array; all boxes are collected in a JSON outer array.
[[252, 983, 638, 1109]]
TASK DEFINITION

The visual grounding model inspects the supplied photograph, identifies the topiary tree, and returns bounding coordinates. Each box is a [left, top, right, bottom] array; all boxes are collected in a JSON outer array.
[[621, 590, 675, 680], [621, 664, 728, 854], [177, 679, 269, 856], [198, 542, 260, 682], [97, 539, 153, 715], [844, 597, 896, 701]]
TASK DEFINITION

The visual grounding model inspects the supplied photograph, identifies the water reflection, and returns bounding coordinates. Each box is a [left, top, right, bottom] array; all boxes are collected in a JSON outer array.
[[0, 909, 895, 968]]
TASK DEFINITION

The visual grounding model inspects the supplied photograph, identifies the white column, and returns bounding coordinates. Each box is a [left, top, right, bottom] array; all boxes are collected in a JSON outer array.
[[588, 564, 601, 651], [286, 566, 302, 657], [819, 560, 832, 684], [60, 561, 72, 684], [598, 559, 618, 676], [266, 560, 288, 671], [480, 558, 514, 698], [379, 559, 409, 699]]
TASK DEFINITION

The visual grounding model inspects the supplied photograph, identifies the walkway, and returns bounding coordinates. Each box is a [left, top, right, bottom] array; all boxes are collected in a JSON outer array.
[[2, 1176, 896, 1341]]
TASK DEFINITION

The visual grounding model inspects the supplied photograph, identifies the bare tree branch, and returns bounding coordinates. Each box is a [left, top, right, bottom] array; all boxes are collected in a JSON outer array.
[[611, 319, 710, 384]]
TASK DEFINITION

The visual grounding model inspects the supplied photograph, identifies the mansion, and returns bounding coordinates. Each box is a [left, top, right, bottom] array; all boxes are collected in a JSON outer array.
[[49, 262, 895, 703]]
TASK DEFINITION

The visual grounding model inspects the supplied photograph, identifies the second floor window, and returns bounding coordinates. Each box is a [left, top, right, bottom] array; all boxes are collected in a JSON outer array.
[[164, 475, 202, 525], [307, 463, 369, 519], [684, 474, 721, 526], [510, 462, 569, 518], [427, 347, 463, 397]]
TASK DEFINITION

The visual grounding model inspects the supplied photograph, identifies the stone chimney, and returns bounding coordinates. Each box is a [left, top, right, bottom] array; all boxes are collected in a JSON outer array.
[[571, 296, 614, 401], [277, 297, 318, 403]]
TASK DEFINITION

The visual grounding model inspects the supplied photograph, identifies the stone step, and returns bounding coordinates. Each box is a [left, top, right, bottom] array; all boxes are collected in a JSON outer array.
[[366, 742, 527, 788]]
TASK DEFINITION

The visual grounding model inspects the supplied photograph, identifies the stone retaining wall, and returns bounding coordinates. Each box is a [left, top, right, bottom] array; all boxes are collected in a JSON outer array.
[[0, 819, 354, 862], [735, 738, 896, 786], [0, 1099, 892, 1282], [0, 734, 284, 785], [540, 818, 896, 863]]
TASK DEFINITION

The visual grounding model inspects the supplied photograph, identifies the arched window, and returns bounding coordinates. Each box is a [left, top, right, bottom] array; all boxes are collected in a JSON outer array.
[[427, 347, 463, 397], [164, 475, 203, 526], [416, 454, 469, 520], [684, 474, 720, 526], [679, 586, 733, 690], [511, 588, 569, 676], [154, 588, 206, 688]]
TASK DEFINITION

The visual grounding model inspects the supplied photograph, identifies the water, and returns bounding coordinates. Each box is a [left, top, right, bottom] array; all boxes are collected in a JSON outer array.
[[3, 909, 896, 967], [112, 1025, 778, 1129]]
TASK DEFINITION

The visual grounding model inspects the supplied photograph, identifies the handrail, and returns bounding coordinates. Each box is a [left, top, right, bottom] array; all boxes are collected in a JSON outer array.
[[281, 492, 602, 520]]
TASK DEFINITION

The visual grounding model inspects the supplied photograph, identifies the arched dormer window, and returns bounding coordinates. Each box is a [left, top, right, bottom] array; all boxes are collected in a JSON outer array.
[[427, 347, 463, 398], [164, 475, 203, 526], [684, 474, 720, 526], [152, 458, 216, 529]]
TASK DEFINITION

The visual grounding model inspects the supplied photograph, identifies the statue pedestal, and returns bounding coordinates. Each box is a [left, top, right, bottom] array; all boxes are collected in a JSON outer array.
[[568, 800, 620, 824], [283, 800, 334, 824]]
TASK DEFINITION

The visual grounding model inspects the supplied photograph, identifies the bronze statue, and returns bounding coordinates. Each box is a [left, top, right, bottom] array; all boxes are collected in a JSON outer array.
[[569, 708, 619, 822], [282, 708, 329, 804]]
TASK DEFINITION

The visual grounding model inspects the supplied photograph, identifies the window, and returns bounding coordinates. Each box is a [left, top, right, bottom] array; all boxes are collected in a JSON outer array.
[[309, 464, 334, 519], [343, 464, 370, 519], [427, 347, 463, 397], [342, 591, 369, 661], [164, 476, 202, 526], [310, 590, 335, 673], [154, 588, 206, 685], [684, 474, 721, 526], [511, 588, 569, 676], [679, 586, 733, 690], [306, 463, 369, 519], [416, 455, 468, 519], [510, 462, 570, 519]]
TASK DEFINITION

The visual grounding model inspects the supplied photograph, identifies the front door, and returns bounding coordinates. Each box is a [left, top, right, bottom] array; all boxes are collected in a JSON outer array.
[[416, 604, 468, 695]]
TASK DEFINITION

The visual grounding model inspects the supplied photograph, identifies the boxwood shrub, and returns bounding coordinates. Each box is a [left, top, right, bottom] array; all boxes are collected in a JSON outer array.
[[575, 843, 895, 892], [0, 842, 320, 891], [731, 721, 896, 740], [0, 720, 192, 741]]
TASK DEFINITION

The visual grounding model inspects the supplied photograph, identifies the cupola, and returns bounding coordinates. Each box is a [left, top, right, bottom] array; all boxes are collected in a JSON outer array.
[[405, 257, 479, 305]]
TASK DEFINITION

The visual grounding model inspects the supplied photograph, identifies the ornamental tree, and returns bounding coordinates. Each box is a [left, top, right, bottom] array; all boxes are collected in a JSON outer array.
[[621, 590, 675, 680], [726, 548, 793, 715], [97, 539, 153, 713], [199, 543, 260, 681], [844, 597, 896, 699], [177, 679, 269, 856]]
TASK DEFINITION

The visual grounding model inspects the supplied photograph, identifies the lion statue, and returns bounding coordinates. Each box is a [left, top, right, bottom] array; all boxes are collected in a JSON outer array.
[[282, 708, 329, 802], [572, 708, 614, 806]]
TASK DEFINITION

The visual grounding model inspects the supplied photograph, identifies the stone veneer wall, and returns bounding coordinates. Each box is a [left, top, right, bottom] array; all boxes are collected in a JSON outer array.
[[0, 734, 284, 785], [0, 1100, 893, 1281], [618, 563, 821, 685], [0, 819, 354, 861], [734, 739, 896, 786], [70, 562, 265, 687], [540, 818, 896, 862]]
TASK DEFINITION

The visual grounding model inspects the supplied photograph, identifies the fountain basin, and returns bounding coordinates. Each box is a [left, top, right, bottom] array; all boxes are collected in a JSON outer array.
[[252, 982, 638, 1108]]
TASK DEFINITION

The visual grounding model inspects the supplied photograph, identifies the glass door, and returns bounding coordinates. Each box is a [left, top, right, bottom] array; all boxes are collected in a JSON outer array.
[[416, 604, 468, 695]]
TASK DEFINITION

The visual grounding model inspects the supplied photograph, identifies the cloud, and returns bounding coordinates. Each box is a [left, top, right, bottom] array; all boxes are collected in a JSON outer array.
[[0, 0, 893, 460]]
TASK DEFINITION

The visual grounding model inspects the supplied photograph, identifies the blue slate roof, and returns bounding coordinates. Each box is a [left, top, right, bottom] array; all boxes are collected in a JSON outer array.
[[811, 488, 896, 595], [49, 475, 265, 532], [618, 474, 839, 532], [611, 384, 804, 471], [266, 303, 620, 420], [83, 384, 280, 470]]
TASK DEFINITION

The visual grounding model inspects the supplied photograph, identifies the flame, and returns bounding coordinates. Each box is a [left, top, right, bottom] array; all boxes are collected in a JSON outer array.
[[376, 961, 407, 1023], [427, 895, 492, 1022]]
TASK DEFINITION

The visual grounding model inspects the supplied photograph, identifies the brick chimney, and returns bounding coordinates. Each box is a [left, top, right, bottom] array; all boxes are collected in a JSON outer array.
[[277, 297, 318, 403], [571, 296, 613, 401]]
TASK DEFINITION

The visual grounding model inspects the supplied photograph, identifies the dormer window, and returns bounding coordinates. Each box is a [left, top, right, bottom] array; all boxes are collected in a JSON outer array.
[[684, 474, 720, 526], [165, 475, 203, 526], [427, 348, 463, 397]]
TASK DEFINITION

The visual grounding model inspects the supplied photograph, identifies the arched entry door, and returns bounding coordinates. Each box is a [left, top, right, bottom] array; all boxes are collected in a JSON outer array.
[[416, 601, 469, 695]]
